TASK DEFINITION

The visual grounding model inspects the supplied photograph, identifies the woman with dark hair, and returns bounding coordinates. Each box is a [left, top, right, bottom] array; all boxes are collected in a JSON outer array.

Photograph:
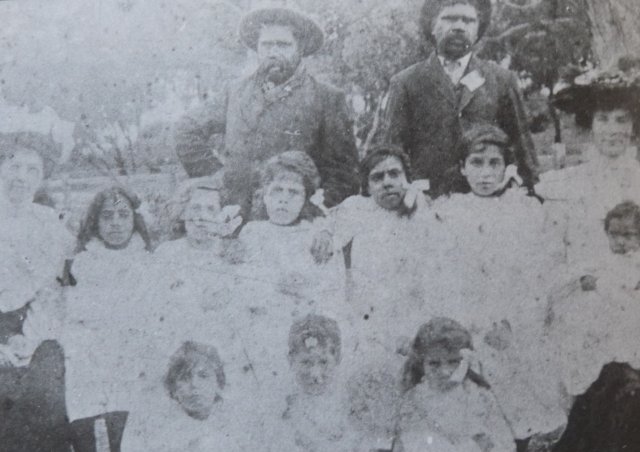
[[537, 57, 640, 268], [61, 185, 155, 426], [75, 185, 152, 253]]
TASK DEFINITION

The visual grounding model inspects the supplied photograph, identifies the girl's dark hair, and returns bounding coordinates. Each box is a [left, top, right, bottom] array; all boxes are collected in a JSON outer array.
[[164, 341, 226, 400], [604, 201, 640, 233], [360, 145, 412, 196], [401, 317, 478, 392], [75, 186, 153, 253], [252, 150, 325, 222], [458, 123, 513, 165]]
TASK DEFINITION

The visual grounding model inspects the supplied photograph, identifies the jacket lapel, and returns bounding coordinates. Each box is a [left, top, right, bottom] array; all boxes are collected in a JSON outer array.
[[457, 55, 484, 113], [424, 53, 457, 108]]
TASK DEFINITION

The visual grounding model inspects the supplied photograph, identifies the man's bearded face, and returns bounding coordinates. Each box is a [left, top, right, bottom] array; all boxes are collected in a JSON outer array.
[[432, 3, 479, 60], [256, 25, 303, 86]]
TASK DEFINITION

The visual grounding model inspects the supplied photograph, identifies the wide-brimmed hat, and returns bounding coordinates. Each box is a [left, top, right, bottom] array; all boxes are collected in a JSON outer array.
[[420, 0, 492, 43], [239, 1, 324, 56], [553, 56, 640, 118]]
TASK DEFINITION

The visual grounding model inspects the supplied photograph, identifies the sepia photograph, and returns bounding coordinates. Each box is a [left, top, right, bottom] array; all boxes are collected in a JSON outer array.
[[0, 0, 639, 450]]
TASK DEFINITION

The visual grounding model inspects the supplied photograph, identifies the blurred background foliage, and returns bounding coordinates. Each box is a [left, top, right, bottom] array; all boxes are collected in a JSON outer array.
[[0, 0, 627, 178]]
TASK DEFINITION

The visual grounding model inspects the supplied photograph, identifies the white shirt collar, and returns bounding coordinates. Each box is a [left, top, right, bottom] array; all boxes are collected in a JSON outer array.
[[438, 52, 473, 85]]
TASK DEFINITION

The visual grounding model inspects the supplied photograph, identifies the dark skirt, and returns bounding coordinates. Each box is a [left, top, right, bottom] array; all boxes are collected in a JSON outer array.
[[554, 362, 640, 452], [0, 340, 70, 452]]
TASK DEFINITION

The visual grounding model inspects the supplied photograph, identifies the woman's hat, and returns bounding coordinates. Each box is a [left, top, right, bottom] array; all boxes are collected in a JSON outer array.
[[420, 0, 492, 43], [239, 1, 324, 56], [553, 56, 640, 117]]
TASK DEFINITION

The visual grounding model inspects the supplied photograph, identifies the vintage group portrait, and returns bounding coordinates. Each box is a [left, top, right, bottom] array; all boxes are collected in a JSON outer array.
[[0, 0, 639, 450]]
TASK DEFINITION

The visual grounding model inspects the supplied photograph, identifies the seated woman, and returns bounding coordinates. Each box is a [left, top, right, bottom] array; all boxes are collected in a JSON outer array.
[[122, 341, 251, 451], [429, 124, 567, 443], [0, 138, 73, 451], [536, 56, 640, 267], [394, 317, 514, 452], [0, 141, 73, 366], [61, 186, 154, 424]]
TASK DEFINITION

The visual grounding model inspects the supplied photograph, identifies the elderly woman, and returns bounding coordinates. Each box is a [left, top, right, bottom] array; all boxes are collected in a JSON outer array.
[[121, 341, 252, 451], [61, 186, 154, 424]]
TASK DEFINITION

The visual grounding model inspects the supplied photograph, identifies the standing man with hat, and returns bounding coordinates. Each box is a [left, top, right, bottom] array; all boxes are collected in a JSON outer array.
[[378, 0, 539, 196], [175, 1, 359, 218]]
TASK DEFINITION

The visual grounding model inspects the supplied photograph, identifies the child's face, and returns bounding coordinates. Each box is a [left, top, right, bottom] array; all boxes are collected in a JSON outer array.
[[184, 189, 222, 241], [368, 156, 408, 211], [291, 348, 338, 396], [98, 195, 135, 248], [422, 346, 463, 392], [592, 108, 633, 160], [174, 360, 220, 420], [607, 216, 640, 255], [461, 145, 506, 197], [0, 149, 44, 206], [264, 171, 306, 226]]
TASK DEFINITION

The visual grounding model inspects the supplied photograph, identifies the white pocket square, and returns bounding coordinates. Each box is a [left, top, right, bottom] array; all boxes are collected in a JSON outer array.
[[460, 70, 485, 92]]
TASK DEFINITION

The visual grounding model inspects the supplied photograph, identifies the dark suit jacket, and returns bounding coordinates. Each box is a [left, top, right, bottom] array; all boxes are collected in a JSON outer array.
[[175, 66, 359, 213], [378, 53, 539, 194]]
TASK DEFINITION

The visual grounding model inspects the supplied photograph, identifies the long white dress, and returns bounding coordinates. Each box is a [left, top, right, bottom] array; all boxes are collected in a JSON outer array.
[[427, 189, 567, 439], [61, 235, 153, 421], [536, 148, 640, 267], [0, 200, 73, 313], [396, 380, 516, 452], [546, 249, 640, 396]]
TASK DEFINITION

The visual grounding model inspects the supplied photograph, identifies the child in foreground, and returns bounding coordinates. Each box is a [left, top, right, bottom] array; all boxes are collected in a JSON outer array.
[[393, 317, 515, 452]]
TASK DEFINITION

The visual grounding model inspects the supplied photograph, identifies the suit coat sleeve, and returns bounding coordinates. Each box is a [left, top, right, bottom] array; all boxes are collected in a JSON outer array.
[[317, 87, 360, 208], [498, 71, 539, 188], [174, 89, 228, 171]]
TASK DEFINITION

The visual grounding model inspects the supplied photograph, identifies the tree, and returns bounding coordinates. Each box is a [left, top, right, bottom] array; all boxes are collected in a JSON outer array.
[[583, 0, 640, 69]]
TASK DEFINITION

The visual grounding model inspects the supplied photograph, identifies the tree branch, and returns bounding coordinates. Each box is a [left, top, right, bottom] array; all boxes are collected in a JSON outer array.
[[484, 17, 576, 43]]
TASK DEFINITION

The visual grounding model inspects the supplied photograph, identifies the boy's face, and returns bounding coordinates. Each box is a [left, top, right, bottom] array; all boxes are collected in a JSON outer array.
[[607, 216, 640, 255], [422, 346, 463, 392], [368, 156, 408, 211], [174, 360, 220, 420], [461, 145, 506, 197], [98, 195, 135, 248], [264, 171, 306, 226], [291, 348, 338, 396], [0, 150, 44, 206], [184, 189, 222, 242], [593, 108, 633, 160]]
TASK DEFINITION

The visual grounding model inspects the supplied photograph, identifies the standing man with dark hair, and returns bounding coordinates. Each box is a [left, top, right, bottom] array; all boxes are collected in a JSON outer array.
[[378, 0, 539, 196], [175, 1, 359, 219]]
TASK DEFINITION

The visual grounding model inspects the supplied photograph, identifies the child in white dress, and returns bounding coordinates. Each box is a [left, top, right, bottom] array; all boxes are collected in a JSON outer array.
[[430, 124, 567, 442], [546, 201, 640, 398], [394, 317, 515, 452]]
